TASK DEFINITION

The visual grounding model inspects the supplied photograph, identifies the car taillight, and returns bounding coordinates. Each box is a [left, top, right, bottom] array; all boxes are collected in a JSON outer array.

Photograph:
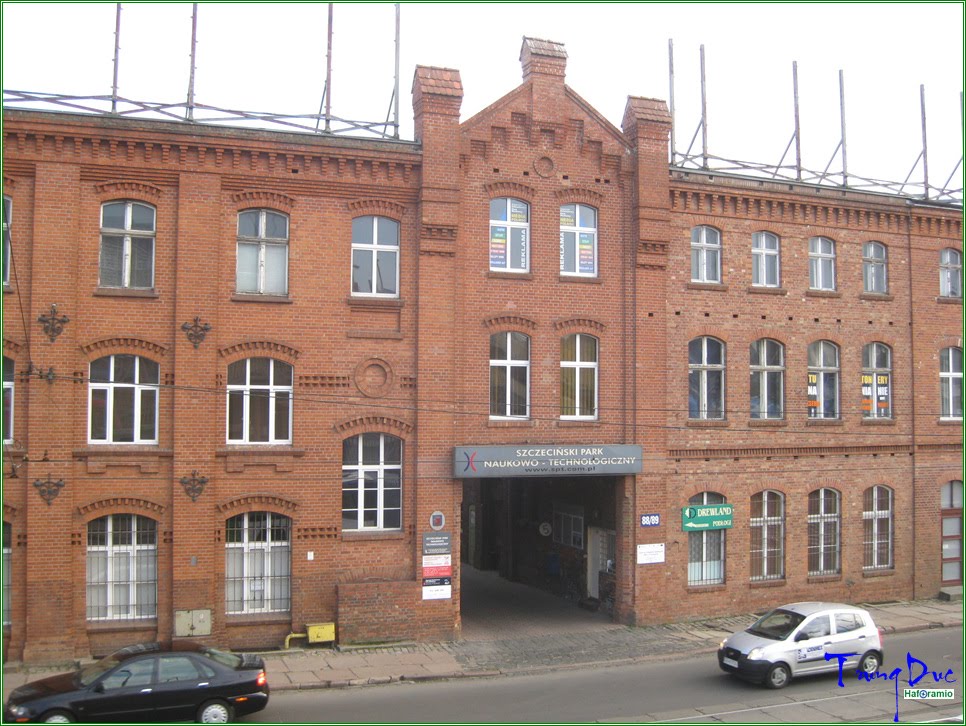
[[256, 671, 267, 687]]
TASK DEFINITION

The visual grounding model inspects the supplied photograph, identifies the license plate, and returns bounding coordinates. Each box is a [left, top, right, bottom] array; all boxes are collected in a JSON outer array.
[[723, 657, 738, 668]]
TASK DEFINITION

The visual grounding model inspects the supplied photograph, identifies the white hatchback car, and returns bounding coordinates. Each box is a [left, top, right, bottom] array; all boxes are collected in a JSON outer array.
[[718, 602, 883, 689]]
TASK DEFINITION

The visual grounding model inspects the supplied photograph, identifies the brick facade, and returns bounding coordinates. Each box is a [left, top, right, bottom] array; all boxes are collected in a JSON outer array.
[[2, 38, 961, 664]]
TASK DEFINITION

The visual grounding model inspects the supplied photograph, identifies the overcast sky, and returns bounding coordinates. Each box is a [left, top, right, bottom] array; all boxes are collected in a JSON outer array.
[[3, 2, 962, 194]]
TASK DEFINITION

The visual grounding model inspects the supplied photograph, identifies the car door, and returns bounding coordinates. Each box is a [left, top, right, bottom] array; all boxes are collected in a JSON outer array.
[[791, 614, 833, 675], [75, 655, 159, 722], [829, 611, 868, 668], [152, 654, 215, 722]]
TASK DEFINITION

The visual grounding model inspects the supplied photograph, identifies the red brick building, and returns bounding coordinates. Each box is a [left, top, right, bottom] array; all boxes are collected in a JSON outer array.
[[2, 38, 962, 664]]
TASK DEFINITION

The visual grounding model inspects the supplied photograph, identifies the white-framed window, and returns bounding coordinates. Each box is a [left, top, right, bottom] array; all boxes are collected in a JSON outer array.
[[560, 333, 598, 419], [99, 201, 155, 289], [689, 336, 725, 420], [751, 231, 780, 287], [940, 347, 963, 420], [489, 332, 529, 418], [750, 490, 784, 581], [89, 355, 159, 444], [807, 340, 839, 419], [560, 203, 597, 276], [690, 226, 721, 283], [225, 511, 291, 614], [941, 480, 963, 584], [2, 195, 11, 287], [809, 236, 836, 291], [553, 504, 584, 549], [863, 241, 888, 294], [863, 485, 893, 570], [351, 215, 399, 297], [940, 248, 963, 298], [688, 491, 726, 585], [862, 342, 892, 419], [226, 358, 293, 444], [489, 198, 529, 273], [808, 488, 841, 576], [86, 514, 157, 620], [750, 338, 783, 419], [2, 356, 13, 443], [342, 433, 402, 531], [2, 521, 11, 626], [236, 209, 289, 295]]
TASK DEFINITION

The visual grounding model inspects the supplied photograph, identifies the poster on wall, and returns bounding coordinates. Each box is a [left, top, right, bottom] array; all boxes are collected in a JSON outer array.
[[578, 233, 595, 274], [490, 226, 507, 268], [422, 577, 452, 600]]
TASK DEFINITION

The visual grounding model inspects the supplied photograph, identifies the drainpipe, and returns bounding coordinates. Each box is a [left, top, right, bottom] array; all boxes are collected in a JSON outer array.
[[904, 205, 917, 600]]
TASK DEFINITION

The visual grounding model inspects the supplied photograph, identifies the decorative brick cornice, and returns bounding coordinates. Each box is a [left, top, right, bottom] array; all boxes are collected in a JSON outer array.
[[482, 314, 538, 332], [219, 340, 301, 361], [3, 503, 19, 520], [94, 180, 162, 201], [421, 225, 457, 241], [348, 199, 407, 220], [217, 494, 299, 515], [76, 497, 166, 519], [231, 190, 296, 211], [484, 181, 535, 202], [669, 443, 912, 460], [3, 338, 23, 356], [80, 337, 169, 358], [553, 317, 606, 334], [554, 187, 604, 207], [333, 415, 413, 437]]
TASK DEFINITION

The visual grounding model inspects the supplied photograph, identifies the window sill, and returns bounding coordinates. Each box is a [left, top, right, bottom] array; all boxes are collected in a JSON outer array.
[[342, 530, 406, 542], [807, 574, 842, 584], [686, 282, 728, 292], [861, 417, 896, 426], [686, 419, 729, 428], [225, 613, 292, 626], [862, 568, 895, 578], [216, 446, 305, 457], [805, 289, 842, 298], [805, 418, 843, 426], [3, 283, 13, 295], [94, 287, 159, 299], [937, 418, 963, 426], [749, 579, 786, 589], [936, 296, 963, 305], [231, 293, 293, 304], [86, 619, 158, 633], [859, 292, 894, 302], [345, 296, 404, 309], [686, 584, 726, 593], [747, 286, 787, 296], [556, 419, 601, 428], [748, 418, 787, 427], [74, 446, 172, 458], [488, 418, 536, 428], [488, 270, 532, 281], [559, 275, 601, 284]]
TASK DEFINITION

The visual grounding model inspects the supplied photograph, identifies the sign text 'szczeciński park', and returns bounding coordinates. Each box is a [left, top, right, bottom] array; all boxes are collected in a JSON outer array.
[[454, 445, 643, 478]]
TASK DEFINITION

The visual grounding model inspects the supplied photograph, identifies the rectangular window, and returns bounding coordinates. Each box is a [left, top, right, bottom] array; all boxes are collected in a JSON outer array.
[[553, 505, 584, 549]]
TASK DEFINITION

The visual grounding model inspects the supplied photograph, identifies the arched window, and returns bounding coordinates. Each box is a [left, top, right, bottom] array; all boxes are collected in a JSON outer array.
[[226, 358, 293, 444], [862, 241, 888, 294], [2, 356, 13, 443], [489, 332, 529, 418], [807, 341, 839, 419], [750, 490, 784, 581], [690, 226, 721, 283], [489, 198, 529, 273], [225, 512, 291, 614], [560, 203, 597, 276], [99, 201, 155, 289], [751, 231, 780, 287], [863, 485, 893, 570], [689, 337, 725, 420], [809, 236, 836, 291], [560, 333, 598, 419], [89, 355, 159, 443], [750, 339, 783, 419], [940, 347, 963, 420], [236, 209, 289, 295], [808, 488, 841, 576], [939, 248, 962, 298], [351, 215, 399, 297], [862, 342, 892, 419], [86, 514, 157, 620], [688, 492, 726, 585], [342, 433, 402, 531]]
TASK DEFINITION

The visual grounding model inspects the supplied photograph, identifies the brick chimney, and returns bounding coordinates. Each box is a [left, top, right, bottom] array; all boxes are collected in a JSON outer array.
[[520, 37, 567, 83]]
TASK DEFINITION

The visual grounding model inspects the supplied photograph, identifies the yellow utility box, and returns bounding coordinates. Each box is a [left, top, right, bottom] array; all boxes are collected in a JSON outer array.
[[306, 622, 336, 644]]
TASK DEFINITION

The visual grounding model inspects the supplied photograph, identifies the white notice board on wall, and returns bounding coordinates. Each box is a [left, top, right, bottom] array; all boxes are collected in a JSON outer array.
[[636, 543, 665, 565]]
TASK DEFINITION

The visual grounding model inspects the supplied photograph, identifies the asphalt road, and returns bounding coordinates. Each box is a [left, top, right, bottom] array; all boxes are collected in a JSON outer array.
[[248, 627, 963, 724]]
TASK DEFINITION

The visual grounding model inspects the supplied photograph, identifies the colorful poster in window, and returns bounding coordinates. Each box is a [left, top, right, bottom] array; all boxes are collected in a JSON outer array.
[[560, 205, 576, 227], [490, 226, 507, 269], [807, 372, 819, 410], [579, 233, 595, 274], [861, 373, 874, 413], [510, 199, 528, 223], [876, 373, 890, 413]]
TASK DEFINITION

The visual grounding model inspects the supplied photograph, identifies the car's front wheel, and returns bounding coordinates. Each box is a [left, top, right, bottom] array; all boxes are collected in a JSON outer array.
[[858, 651, 881, 675], [41, 710, 75, 723], [197, 699, 234, 724], [765, 662, 791, 689]]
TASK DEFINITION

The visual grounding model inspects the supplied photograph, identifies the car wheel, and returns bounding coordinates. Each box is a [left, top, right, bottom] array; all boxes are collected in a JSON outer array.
[[197, 699, 233, 724], [858, 651, 881, 674], [41, 710, 75, 724], [765, 663, 791, 689]]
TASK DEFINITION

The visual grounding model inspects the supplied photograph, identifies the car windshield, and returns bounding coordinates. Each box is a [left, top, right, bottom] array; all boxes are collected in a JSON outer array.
[[746, 608, 806, 640], [77, 654, 122, 686]]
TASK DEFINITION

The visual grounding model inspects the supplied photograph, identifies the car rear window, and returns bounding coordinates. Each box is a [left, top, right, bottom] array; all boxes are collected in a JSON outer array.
[[200, 647, 243, 669]]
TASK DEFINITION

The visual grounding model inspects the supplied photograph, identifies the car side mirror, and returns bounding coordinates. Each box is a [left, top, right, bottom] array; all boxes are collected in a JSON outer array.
[[794, 632, 810, 642], [93, 682, 105, 694]]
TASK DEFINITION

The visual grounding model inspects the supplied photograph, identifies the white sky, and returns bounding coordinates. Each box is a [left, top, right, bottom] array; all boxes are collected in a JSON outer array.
[[3, 2, 963, 192]]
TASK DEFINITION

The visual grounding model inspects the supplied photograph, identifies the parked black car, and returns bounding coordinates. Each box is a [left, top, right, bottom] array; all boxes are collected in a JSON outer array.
[[3, 642, 269, 723]]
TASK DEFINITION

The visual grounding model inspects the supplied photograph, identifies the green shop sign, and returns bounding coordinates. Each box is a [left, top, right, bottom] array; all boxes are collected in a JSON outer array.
[[681, 504, 733, 531]]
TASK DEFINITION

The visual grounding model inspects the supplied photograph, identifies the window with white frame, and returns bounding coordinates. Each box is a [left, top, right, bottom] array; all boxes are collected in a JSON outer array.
[[863, 485, 893, 570], [351, 215, 399, 296], [225, 512, 291, 614], [2, 196, 10, 287], [751, 231, 780, 287], [689, 337, 725, 419], [2, 522, 10, 626], [559, 203, 597, 276], [941, 480, 963, 584], [750, 490, 784, 581], [750, 338, 783, 419], [940, 347, 963, 419], [688, 491, 726, 585], [489, 198, 529, 273], [89, 355, 159, 444], [226, 358, 293, 444], [690, 226, 721, 283], [236, 209, 288, 295], [86, 514, 157, 620], [862, 342, 892, 419], [99, 201, 155, 289], [808, 236, 836, 291], [342, 433, 402, 531], [553, 504, 584, 549], [2, 356, 13, 443], [863, 241, 888, 294], [940, 248, 963, 298], [489, 332, 529, 418], [560, 333, 598, 419], [807, 340, 839, 419], [808, 488, 841, 575]]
